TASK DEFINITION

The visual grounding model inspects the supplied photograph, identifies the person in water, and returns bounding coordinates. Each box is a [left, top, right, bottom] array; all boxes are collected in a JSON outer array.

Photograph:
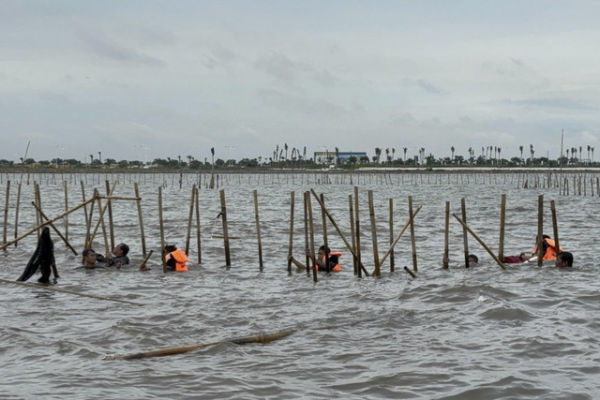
[[531, 234, 562, 261], [502, 252, 533, 264], [164, 244, 189, 272], [555, 251, 573, 268], [104, 243, 130, 268], [17, 227, 59, 283], [81, 248, 107, 269], [288, 245, 342, 272], [442, 253, 478, 267]]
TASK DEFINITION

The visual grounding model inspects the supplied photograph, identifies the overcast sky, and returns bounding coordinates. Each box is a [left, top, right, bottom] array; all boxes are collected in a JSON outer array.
[[1, 0, 600, 162]]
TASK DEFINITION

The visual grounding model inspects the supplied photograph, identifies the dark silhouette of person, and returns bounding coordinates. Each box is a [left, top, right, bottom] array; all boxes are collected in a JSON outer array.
[[17, 227, 59, 283]]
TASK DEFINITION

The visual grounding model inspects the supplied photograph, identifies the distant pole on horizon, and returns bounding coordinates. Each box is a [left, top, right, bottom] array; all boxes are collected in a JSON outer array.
[[560, 129, 564, 159]]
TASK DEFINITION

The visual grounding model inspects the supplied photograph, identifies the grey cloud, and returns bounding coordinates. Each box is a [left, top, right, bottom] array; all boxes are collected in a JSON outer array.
[[417, 79, 444, 95], [257, 87, 350, 118], [255, 52, 304, 82], [499, 97, 597, 111], [77, 30, 166, 67]]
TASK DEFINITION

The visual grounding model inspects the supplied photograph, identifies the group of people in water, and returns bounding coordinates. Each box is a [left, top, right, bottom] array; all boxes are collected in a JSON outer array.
[[17, 226, 572, 284]]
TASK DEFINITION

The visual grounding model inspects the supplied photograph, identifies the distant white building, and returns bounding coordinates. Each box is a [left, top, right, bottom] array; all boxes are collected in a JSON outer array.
[[313, 151, 368, 165]]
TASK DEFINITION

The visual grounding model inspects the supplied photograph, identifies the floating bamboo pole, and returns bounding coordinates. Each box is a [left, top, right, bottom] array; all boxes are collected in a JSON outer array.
[[219, 189, 231, 267], [63, 180, 69, 242], [31, 202, 77, 255], [354, 187, 362, 278], [0, 278, 143, 306], [404, 266, 416, 278], [452, 214, 506, 270], [461, 198, 470, 268], [185, 185, 195, 255], [306, 192, 317, 282], [194, 185, 201, 264], [287, 191, 295, 274], [158, 186, 166, 273], [408, 196, 418, 272], [368, 190, 380, 277], [550, 199, 560, 255], [2, 180, 9, 245], [348, 194, 357, 275], [253, 190, 263, 271], [0, 197, 95, 251], [105, 181, 115, 250], [13, 182, 21, 247], [104, 329, 294, 360], [498, 194, 506, 261], [443, 201, 449, 269], [537, 194, 543, 267], [133, 183, 146, 258], [389, 198, 395, 272]]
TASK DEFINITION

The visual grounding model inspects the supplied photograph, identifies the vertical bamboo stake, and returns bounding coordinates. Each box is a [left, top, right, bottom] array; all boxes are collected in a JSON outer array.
[[84, 191, 95, 249], [306, 191, 317, 282], [537, 194, 543, 267], [368, 190, 380, 277], [13, 182, 21, 247], [158, 186, 166, 272], [287, 191, 295, 274], [320, 193, 328, 250], [134, 183, 147, 258], [253, 189, 263, 271], [105, 180, 115, 250], [550, 199, 560, 255], [80, 180, 90, 247], [219, 189, 231, 267], [408, 195, 418, 272], [34, 182, 41, 239], [63, 180, 69, 242], [303, 192, 310, 274], [95, 189, 109, 256], [443, 201, 449, 269], [499, 194, 506, 261], [194, 185, 201, 264], [389, 198, 395, 272], [2, 180, 9, 246], [354, 187, 362, 278], [461, 198, 469, 268], [185, 184, 196, 255], [349, 194, 357, 275]]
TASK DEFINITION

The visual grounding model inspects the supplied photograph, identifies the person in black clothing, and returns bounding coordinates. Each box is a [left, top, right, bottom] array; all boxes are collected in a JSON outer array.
[[17, 227, 59, 283]]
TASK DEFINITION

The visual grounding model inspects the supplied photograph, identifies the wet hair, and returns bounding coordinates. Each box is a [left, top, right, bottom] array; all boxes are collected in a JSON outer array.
[[164, 245, 177, 253], [468, 254, 478, 263], [82, 248, 96, 258], [318, 245, 331, 254], [118, 243, 129, 256], [17, 227, 54, 283], [558, 251, 573, 267]]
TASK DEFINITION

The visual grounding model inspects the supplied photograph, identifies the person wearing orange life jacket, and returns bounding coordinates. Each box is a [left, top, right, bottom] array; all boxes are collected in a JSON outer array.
[[164, 245, 189, 272], [316, 245, 342, 273], [531, 235, 563, 261]]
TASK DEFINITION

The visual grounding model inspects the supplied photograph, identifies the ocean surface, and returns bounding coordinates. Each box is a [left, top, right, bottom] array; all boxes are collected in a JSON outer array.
[[1, 172, 598, 399]]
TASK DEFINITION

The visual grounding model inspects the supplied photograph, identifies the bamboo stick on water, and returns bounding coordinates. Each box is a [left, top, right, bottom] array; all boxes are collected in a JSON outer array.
[[443, 201, 449, 269], [105, 180, 115, 250], [452, 214, 506, 270], [185, 185, 195, 255], [158, 186, 166, 273], [368, 190, 380, 277], [253, 190, 263, 271], [389, 198, 395, 272], [194, 185, 201, 264], [461, 198, 470, 268], [134, 183, 146, 258], [219, 189, 231, 267], [499, 194, 506, 261], [551, 200, 560, 256], [287, 191, 295, 274], [2, 180, 9, 246], [408, 196, 418, 272], [13, 182, 21, 247], [537, 194, 543, 267]]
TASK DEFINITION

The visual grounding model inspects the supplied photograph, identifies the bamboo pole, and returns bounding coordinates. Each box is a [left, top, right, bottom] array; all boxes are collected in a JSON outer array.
[[303, 192, 310, 273], [389, 198, 395, 272], [348, 194, 357, 275], [537, 194, 543, 267], [499, 194, 506, 261], [80, 181, 90, 247], [550, 199, 560, 256], [13, 182, 21, 247], [253, 190, 263, 271], [158, 186, 166, 273], [443, 201, 449, 269], [63, 180, 69, 242], [0, 197, 95, 251], [404, 266, 416, 278], [34, 182, 41, 239], [461, 198, 470, 268], [287, 191, 295, 274], [354, 187, 362, 278], [219, 189, 231, 267], [378, 205, 423, 266], [408, 196, 418, 272], [133, 183, 146, 258], [194, 185, 201, 264], [185, 185, 195, 255], [306, 192, 317, 282], [95, 189, 110, 256], [2, 180, 9, 245], [368, 190, 380, 276], [105, 180, 115, 250], [0, 278, 143, 306], [31, 202, 78, 255], [139, 249, 153, 269], [452, 214, 506, 270], [320, 193, 328, 250], [104, 329, 294, 360], [87, 182, 117, 246]]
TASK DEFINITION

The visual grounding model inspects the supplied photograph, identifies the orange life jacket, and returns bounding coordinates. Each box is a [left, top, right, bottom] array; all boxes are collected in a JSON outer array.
[[532, 238, 562, 261], [316, 251, 342, 272], [167, 248, 189, 272]]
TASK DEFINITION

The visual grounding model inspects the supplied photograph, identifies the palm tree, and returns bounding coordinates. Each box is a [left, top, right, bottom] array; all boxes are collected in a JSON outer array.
[[420, 147, 425, 164], [284, 143, 288, 161], [403, 147, 407, 161], [374, 147, 382, 163], [451, 146, 455, 161], [385, 148, 390, 163], [519, 145, 524, 162], [303, 146, 307, 160], [89, 154, 94, 164], [335, 147, 340, 165], [572, 147, 577, 162], [98, 151, 102, 164], [566, 149, 570, 163], [529, 144, 534, 163], [592, 147, 595, 163], [392, 147, 396, 161], [587, 145, 591, 163], [579, 146, 583, 162], [497, 147, 502, 165]]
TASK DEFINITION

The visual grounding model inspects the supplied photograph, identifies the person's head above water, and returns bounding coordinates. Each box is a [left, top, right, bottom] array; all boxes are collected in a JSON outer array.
[[468, 254, 478, 264], [82, 248, 97, 266], [113, 243, 129, 257], [519, 252, 533, 262], [164, 244, 177, 253], [556, 251, 573, 268], [318, 245, 331, 258]]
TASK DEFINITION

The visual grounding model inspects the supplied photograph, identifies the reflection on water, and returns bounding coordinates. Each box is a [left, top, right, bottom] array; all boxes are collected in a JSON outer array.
[[0, 172, 599, 399]]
